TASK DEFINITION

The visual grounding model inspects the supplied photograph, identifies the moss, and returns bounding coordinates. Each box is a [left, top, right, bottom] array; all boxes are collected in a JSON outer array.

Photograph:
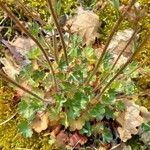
[[0, 80, 53, 149]]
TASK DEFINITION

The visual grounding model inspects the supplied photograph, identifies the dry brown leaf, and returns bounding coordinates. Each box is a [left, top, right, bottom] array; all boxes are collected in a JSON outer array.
[[31, 112, 49, 133], [55, 130, 68, 146], [116, 100, 144, 142], [69, 131, 88, 147], [66, 9, 100, 45], [10, 36, 36, 55], [50, 125, 62, 137]]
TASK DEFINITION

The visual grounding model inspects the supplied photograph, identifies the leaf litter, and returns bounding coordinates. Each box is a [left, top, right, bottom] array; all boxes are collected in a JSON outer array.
[[66, 7, 100, 46]]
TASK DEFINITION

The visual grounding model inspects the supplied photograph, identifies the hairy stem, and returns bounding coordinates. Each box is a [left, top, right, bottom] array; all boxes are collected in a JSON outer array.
[[0, 3, 58, 91], [47, 0, 68, 65], [95, 31, 150, 100], [0, 72, 45, 102], [85, 0, 137, 84]]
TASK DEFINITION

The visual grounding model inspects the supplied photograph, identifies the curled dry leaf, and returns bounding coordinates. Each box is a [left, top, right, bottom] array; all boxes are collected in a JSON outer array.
[[31, 111, 49, 133], [66, 9, 100, 45], [116, 100, 144, 142]]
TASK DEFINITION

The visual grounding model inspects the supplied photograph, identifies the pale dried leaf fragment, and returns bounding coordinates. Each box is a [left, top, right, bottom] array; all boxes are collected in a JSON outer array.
[[0, 57, 20, 80], [31, 112, 49, 133], [107, 29, 134, 56], [117, 100, 144, 142], [67, 9, 100, 45], [10, 37, 36, 55]]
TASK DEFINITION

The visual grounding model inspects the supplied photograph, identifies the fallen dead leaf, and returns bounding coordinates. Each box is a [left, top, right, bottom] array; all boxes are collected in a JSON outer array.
[[116, 100, 144, 142], [50, 125, 62, 137], [10, 36, 36, 55], [66, 8, 100, 45], [69, 131, 88, 147], [31, 111, 49, 133], [55, 130, 68, 147]]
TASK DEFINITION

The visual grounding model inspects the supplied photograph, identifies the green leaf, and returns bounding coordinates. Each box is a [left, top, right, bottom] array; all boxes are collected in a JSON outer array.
[[102, 89, 116, 105], [109, 0, 120, 10], [17, 64, 33, 80], [32, 70, 45, 82], [90, 103, 105, 118], [18, 120, 33, 138], [18, 99, 35, 119], [101, 51, 113, 71], [115, 101, 125, 111], [52, 94, 67, 115], [80, 122, 92, 136], [28, 22, 39, 37], [141, 123, 150, 132], [26, 48, 42, 59], [18, 96, 46, 120], [123, 79, 136, 95], [72, 35, 82, 48], [102, 128, 113, 143], [42, 74, 53, 90], [68, 35, 82, 58], [58, 57, 68, 71], [82, 47, 96, 59], [104, 106, 114, 119]]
